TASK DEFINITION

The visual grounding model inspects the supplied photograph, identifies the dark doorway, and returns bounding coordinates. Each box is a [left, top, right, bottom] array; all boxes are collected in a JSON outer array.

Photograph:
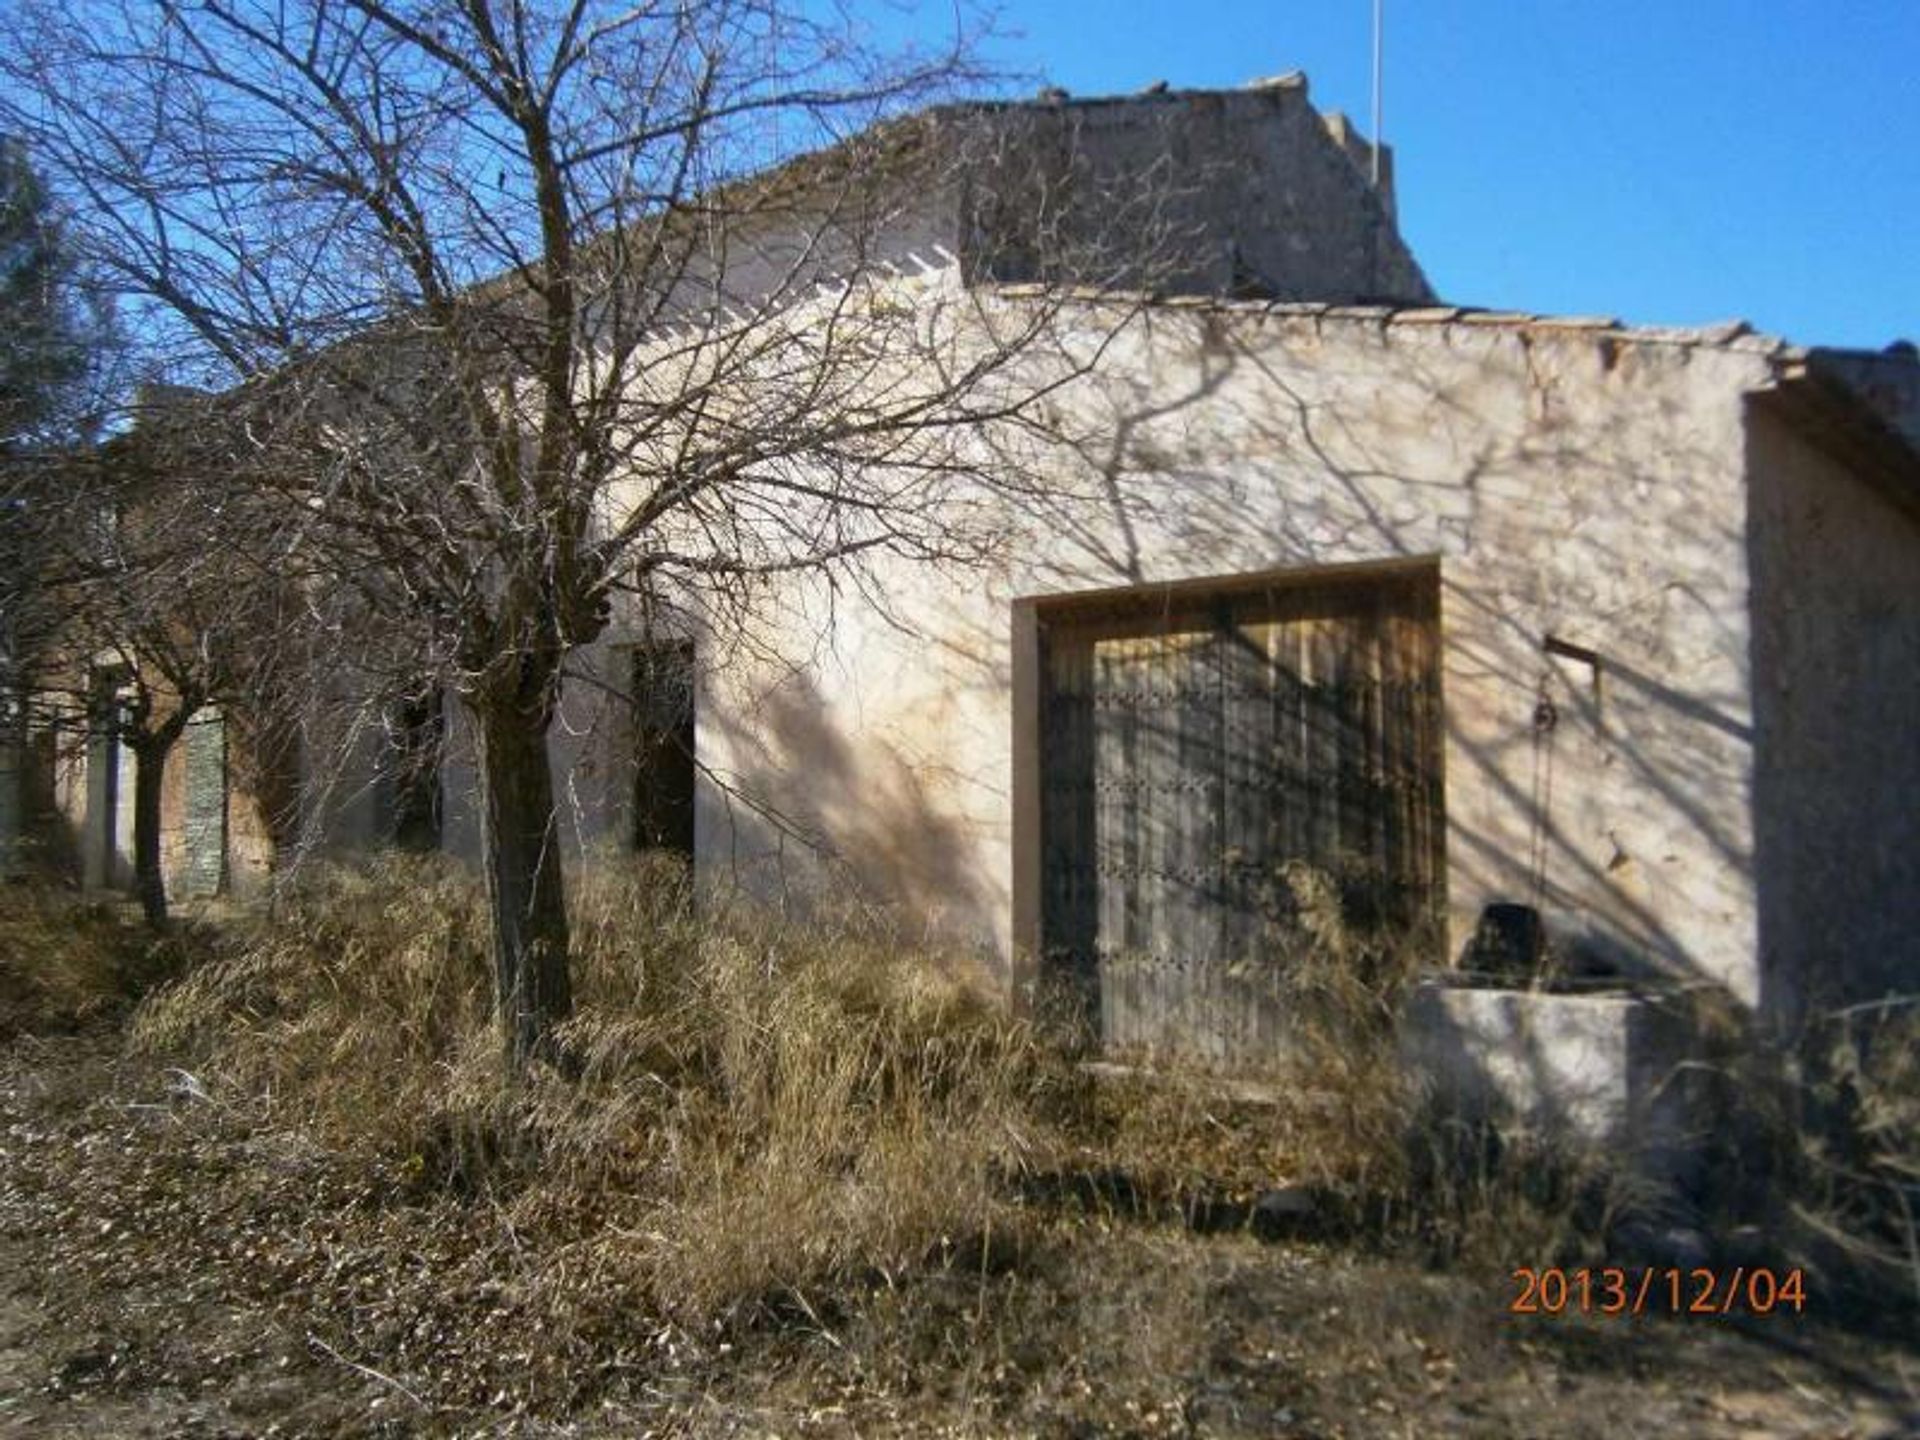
[[382, 689, 444, 853], [633, 641, 696, 858], [83, 665, 129, 890]]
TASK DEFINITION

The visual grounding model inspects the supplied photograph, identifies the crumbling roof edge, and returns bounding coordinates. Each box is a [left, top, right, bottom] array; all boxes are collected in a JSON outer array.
[[990, 282, 1920, 511], [930, 73, 1312, 116], [984, 282, 1812, 359]]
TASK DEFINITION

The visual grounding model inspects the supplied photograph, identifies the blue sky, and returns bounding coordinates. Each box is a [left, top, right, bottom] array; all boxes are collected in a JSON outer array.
[[963, 0, 1918, 351]]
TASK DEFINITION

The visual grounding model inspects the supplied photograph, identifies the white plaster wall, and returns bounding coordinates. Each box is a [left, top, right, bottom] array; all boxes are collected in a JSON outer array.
[[695, 302, 1779, 1003], [1401, 984, 1639, 1142]]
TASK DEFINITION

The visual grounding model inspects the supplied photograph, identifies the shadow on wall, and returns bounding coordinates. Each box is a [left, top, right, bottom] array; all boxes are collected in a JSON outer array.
[[1745, 404, 1920, 1029], [954, 310, 1832, 1188], [1400, 981, 1724, 1157], [689, 309, 1915, 1061], [995, 310, 1770, 1015], [701, 665, 1002, 966]]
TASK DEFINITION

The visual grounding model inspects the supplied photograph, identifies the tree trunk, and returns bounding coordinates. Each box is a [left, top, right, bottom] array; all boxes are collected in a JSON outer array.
[[129, 730, 177, 927], [474, 693, 573, 1070]]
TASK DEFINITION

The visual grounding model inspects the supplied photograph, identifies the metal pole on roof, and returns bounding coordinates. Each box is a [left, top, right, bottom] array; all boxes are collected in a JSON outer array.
[[1371, 0, 1383, 187]]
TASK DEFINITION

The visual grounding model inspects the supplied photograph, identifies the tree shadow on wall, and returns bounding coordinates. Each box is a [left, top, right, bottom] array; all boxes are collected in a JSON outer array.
[[698, 665, 1004, 976], [1000, 307, 1793, 1011]]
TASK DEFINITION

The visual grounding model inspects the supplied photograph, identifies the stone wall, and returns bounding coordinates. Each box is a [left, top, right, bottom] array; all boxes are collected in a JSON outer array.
[[956, 80, 1430, 305], [695, 302, 1780, 1004]]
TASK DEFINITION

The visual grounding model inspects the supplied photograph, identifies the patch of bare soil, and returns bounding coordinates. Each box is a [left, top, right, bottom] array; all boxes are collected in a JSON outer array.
[[2, 1030, 1915, 1438]]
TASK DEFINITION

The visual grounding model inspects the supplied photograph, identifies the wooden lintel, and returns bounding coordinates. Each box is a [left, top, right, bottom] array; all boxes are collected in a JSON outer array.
[[1543, 634, 1603, 670]]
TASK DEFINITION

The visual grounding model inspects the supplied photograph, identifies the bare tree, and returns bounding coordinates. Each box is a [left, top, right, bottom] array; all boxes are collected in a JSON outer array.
[[0, 1, 1170, 1067], [7, 393, 297, 922]]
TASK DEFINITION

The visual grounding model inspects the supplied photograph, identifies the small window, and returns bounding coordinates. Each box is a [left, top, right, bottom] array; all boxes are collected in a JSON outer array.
[[632, 641, 695, 857]]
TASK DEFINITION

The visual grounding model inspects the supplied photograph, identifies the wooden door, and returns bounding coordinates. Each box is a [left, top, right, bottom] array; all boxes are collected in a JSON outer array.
[[1039, 571, 1442, 1065]]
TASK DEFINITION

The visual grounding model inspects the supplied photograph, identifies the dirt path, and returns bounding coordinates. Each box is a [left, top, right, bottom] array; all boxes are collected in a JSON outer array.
[[0, 1035, 390, 1437], [0, 1228, 234, 1438]]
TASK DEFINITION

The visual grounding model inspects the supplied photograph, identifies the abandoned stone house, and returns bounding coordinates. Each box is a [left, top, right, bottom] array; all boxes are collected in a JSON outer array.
[[6, 76, 1918, 1099]]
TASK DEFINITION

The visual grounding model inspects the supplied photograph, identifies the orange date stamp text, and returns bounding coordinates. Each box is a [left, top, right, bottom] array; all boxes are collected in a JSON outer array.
[[1509, 1266, 1806, 1317]]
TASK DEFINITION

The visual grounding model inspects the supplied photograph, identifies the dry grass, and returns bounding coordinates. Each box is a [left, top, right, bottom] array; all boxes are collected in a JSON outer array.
[[1760, 999, 1920, 1316], [4, 858, 1916, 1428], [0, 884, 190, 1036], [131, 853, 1064, 1332], [122, 851, 1601, 1311], [72, 852, 1920, 1321], [1020, 857, 1426, 1236]]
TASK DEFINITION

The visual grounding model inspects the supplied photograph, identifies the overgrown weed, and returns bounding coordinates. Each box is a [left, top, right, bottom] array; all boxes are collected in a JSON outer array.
[[11, 851, 1917, 1419], [0, 883, 194, 1035], [103, 850, 1920, 1329], [1731, 997, 1920, 1319], [131, 852, 1059, 1330]]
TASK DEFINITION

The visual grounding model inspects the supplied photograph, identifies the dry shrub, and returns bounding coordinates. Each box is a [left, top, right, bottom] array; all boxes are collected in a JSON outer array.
[[1532, 989, 1920, 1319], [142, 845, 1891, 1350], [1102, 857, 1651, 1269], [0, 884, 190, 1035], [1394, 1112, 1632, 1272], [1398, 986, 1920, 1303], [1771, 1000, 1920, 1315], [1031, 857, 1426, 1225], [132, 854, 496, 1145], [1266, 857, 1426, 1201], [118, 847, 1692, 1307], [130, 851, 1055, 1329]]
